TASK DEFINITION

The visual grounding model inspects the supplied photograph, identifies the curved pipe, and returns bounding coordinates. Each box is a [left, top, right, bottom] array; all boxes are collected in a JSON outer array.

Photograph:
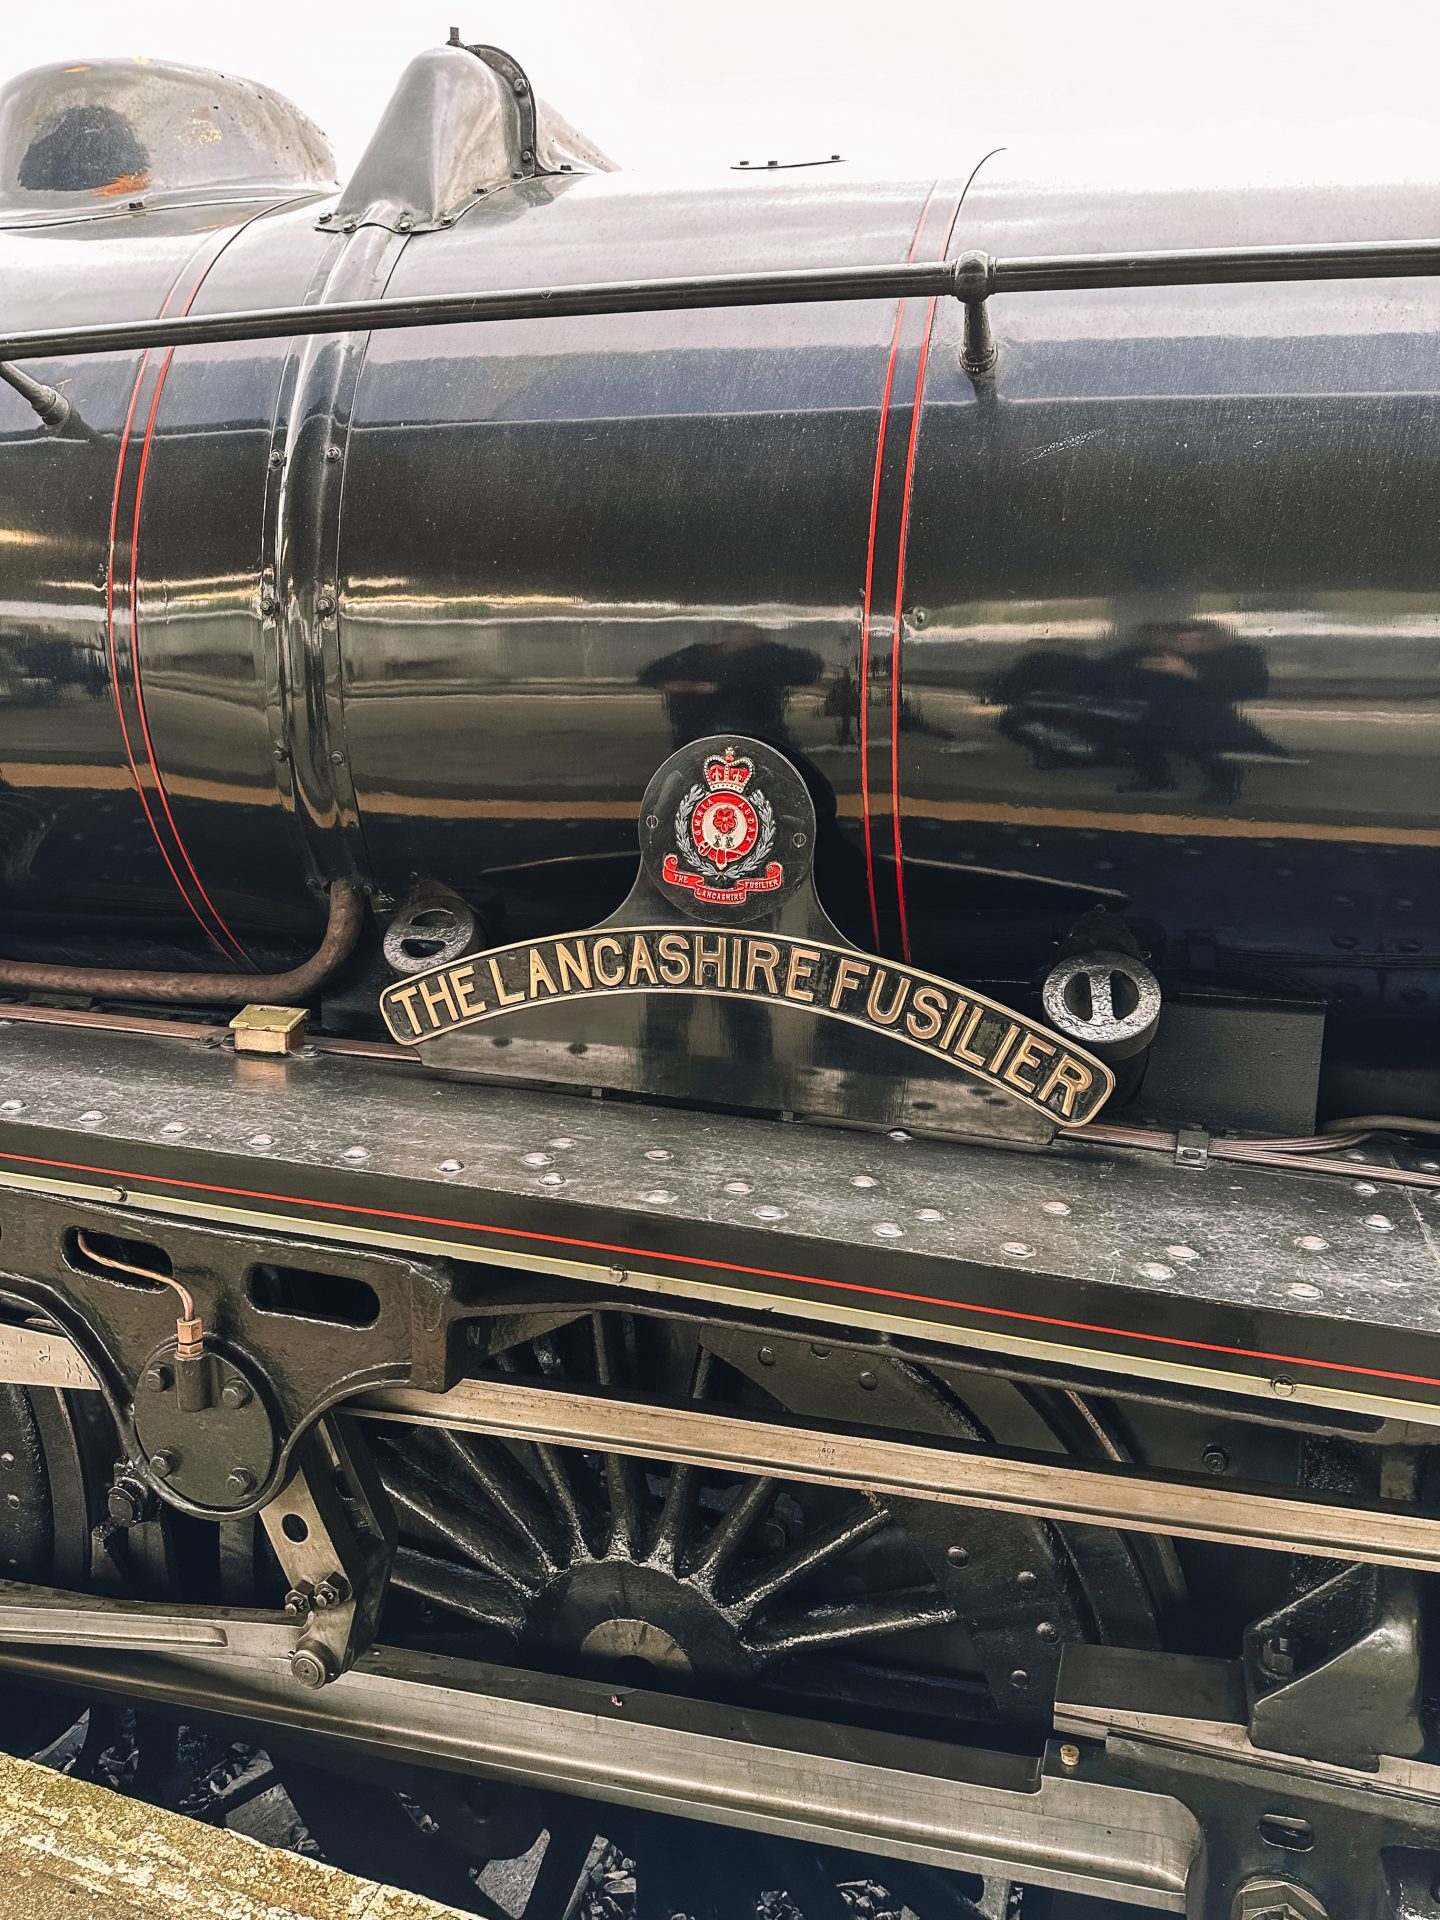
[[0, 881, 364, 1007]]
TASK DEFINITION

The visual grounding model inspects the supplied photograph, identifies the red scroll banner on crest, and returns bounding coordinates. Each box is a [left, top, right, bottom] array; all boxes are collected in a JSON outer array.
[[660, 853, 784, 906]]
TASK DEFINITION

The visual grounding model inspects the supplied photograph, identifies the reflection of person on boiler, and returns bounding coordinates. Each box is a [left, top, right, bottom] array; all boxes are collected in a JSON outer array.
[[1105, 619, 1283, 802], [639, 625, 822, 751], [993, 618, 1287, 804]]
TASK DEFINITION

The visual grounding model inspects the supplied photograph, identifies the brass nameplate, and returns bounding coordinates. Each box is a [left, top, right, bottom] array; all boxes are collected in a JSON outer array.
[[381, 927, 1112, 1126]]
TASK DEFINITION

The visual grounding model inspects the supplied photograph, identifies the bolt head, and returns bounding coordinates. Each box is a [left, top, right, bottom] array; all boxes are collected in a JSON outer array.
[[143, 1365, 172, 1394], [1202, 1444, 1230, 1474], [312, 1576, 349, 1610], [290, 1646, 336, 1689], [219, 1378, 252, 1410], [283, 1585, 313, 1616], [1058, 1741, 1081, 1769], [148, 1449, 177, 1480], [225, 1467, 256, 1498], [106, 1482, 146, 1526]]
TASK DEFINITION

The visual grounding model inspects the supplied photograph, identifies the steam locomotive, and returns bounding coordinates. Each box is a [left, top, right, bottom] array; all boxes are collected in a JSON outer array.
[[0, 35, 1433, 1919]]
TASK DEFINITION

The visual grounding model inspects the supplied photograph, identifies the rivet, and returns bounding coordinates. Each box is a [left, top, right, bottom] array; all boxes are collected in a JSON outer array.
[[248, 1133, 274, 1148], [724, 1180, 752, 1195], [539, 1172, 565, 1186], [1287, 1282, 1322, 1301], [1271, 1377, 1296, 1397], [549, 1138, 576, 1149], [873, 1222, 904, 1239], [917, 1207, 944, 1222], [1139, 1261, 1176, 1281], [78, 1110, 102, 1125], [857, 1370, 878, 1390], [523, 1152, 553, 1167], [438, 1159, 464, 1175], [1002, 1242, 1034, 1258], [644, 1148, 671, 1161], [161, 1121, 185, 1136], [888, 1129, 910, 1142], [754, 1205, 786, 1221], [758, 1347, 776, 1366], [1016, 1569, 1038, 1589], [1041, 1200, 1071, 1216], [1365, 1214, 1394, 1232], [1010, 1669, 1030, 1689], [946, 1544, 969, 1566], [1165, 1245, 1199, 1262], [0, 1101, 23, 1114], [851, 1175, 877, 1189], [1353, 1181, 1378, 1196], [1036, 1620, 1059, 1641], [1295, 1234, 1328, 1251], [640, 1190, 675, 1205]]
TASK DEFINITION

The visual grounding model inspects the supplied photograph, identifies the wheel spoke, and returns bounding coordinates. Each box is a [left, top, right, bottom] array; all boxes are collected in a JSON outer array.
[[744, 1588, 957, 1658], [592, 1314, 645, 1557], [647, 1348, 714, 1566], [729, 1502, 891, 1618], [437, 1430, 562, 1576], [379, 1467, 541, 1595], [525, 1441, 596, 1560], [393, 1547, 527, 1631], [685, 1473, 777, 1586]]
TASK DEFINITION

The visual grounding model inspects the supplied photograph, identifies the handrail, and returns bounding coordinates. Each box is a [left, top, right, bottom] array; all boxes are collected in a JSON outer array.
[[0, 237, 1432, 369]]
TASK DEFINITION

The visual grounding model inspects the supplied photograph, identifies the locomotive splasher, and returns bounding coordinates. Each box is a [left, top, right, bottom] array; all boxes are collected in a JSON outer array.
[[0, 36, 1433, 1920]]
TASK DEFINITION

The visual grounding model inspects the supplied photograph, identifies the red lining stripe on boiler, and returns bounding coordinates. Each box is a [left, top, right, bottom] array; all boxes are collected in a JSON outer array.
[[889, 189, 968, 960], [106, 229, 260, 963], [858, 186, 939, 949]]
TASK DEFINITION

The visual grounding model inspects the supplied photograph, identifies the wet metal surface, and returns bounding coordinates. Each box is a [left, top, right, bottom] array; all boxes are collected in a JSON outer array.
[[0, 1019, 1434, 1418]]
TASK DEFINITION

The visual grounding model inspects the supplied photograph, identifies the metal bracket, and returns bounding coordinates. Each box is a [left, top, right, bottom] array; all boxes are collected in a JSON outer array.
[[259, 1415, 395, 1687], [1176, 1126, 1211, 1169], [955, 249, 997, 376]]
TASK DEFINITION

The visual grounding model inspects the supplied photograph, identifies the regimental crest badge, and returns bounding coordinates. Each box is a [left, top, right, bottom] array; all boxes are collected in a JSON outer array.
[[663, 747, 782, 907]]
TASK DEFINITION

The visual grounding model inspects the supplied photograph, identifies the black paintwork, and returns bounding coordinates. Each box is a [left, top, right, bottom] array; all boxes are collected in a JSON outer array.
[[0, 49, 1433, 1076]]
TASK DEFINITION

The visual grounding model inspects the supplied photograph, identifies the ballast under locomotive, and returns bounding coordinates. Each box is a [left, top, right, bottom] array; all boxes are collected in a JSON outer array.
[[0, 36, 1431, 1920]]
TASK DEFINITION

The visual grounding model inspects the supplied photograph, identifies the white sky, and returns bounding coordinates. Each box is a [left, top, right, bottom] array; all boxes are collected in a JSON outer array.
[[9, 0, 1440, 182]]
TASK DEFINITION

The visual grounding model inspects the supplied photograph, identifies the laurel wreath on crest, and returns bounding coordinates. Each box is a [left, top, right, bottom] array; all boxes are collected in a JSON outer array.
[[674, 781, 776, 881]]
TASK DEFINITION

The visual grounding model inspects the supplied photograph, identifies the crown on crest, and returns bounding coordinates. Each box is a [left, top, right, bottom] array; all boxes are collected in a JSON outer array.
[[703, 746, 753, 793]]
